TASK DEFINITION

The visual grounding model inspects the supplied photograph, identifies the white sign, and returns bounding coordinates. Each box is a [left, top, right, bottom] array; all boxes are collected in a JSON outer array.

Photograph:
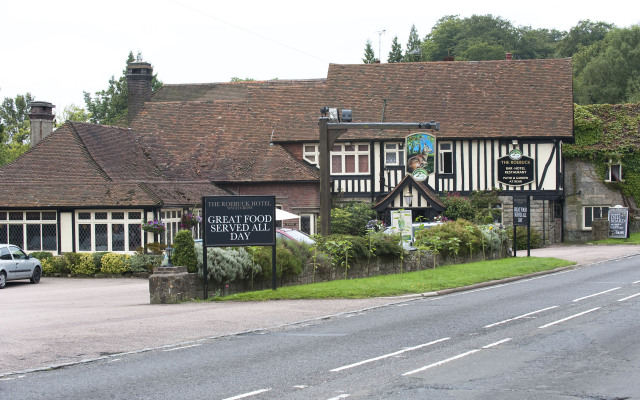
[[391, 210, 413, 246]]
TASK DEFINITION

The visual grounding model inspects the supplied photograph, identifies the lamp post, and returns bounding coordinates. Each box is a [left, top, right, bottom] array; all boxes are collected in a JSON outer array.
[[165, 246, 173, 267]]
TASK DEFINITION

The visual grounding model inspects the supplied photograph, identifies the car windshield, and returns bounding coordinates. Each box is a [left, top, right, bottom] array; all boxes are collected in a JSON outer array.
[[283, 230, 314, 244]]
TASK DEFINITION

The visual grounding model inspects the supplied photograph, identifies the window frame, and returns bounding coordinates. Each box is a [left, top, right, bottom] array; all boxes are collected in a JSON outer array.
[[605, 160, 623, 182], [384, 142, 404, 167], [438, 141, 454, 174], [0, 210, 58, 252], [330, 142, 370, 175], [583, 206, 610, 230], [75, 210, 143, 252]]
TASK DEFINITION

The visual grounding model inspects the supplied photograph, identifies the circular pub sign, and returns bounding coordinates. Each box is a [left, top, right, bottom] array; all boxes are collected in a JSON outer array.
[[497, 150, 535, 186]]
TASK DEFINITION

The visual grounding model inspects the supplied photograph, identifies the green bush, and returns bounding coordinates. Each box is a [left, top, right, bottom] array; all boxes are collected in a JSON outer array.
[[441, 192, 476, 221], [29, 251, 54, 262], [127, 254, 162, 272], [41, 255, 71, 275], [92, 252, 108, 272], [196, 246, 257, 284], [511, 226, 543, 250], [172, 230, 198, 272], [330, 202, 377, 236], [70, 253, 97, 275], [249, 245, 301, 282], [100, 253, 129, 274], [415, 219, 483, 258]]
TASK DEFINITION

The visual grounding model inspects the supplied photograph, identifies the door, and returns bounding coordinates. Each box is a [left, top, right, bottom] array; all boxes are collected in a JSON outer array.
[[9, 245, 32, 278]]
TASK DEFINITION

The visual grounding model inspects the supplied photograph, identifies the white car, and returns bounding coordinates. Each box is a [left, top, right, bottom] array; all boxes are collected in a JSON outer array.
[[0, 244, 42, 289]]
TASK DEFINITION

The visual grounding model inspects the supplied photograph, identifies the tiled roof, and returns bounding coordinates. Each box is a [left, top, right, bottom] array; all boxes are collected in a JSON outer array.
[[274, 59, 573, 141], [140, 182, 229, 206]]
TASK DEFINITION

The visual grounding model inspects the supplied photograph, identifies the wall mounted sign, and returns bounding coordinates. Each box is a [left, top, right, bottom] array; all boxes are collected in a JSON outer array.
[[406, 133, 435, 181], [497, 149, 535, 186]]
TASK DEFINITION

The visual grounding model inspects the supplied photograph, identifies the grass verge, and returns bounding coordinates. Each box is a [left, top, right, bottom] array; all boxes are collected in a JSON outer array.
[[590, 232, 640, 245], [212, 257, 574, 302]]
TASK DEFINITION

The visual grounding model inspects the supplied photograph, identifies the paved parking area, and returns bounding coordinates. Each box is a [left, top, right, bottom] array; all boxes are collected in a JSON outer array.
[[2, 244, 638, 375]]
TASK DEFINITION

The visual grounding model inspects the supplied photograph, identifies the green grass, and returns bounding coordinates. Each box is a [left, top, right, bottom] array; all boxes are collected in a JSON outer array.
[[212, 257, 574, 302], [590, 232, 640, 245]]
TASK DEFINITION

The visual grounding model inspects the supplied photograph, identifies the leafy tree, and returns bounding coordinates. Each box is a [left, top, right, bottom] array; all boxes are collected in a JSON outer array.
[[422, 15, 463, 61], [573, 25, 640, 104], [555, 20, 614, 58], [362, 39, 377, 63], [515, 27, 563, 59], [387, 35, 404, 63], [83, 51, 162, 125], [58, 104, 89, 124], [404, 25, 422, 62], [230, 77, 255, 82], [0, 93, 34, 166]]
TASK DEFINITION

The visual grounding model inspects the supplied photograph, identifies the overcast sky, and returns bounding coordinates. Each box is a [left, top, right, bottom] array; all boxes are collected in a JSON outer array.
[[1, 0, 638, 115]]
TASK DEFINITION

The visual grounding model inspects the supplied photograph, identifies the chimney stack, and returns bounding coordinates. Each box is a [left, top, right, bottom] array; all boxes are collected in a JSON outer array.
[[29, 101, 55, 146], [506, 52, 513, 60], [126, 61, 153, 124]]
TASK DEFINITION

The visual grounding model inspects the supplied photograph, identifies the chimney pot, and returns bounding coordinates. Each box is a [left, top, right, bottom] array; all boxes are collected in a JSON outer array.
[[506, 52, 513, 60]]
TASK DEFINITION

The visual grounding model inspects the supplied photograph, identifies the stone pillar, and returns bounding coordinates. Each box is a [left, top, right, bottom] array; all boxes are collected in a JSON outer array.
[[149, 266, 198, 304], [591, 218, 609, 241]]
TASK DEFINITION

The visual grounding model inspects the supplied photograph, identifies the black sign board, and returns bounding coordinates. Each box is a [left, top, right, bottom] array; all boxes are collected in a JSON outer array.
[[497, 154, 535, 186], [608, 207, 629, 238], [513, 197, 529, 226], [203, 195, 275, 247]]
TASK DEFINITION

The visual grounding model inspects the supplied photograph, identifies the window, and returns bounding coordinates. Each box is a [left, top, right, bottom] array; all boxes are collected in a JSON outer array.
[[606, 161, 622, 182], [300, 214, 316, 235], [0, 211, 57, 251], [159, 209, 183, 244], [583, 206, 609, 230], [330, 143, 370, 175], [384, 143, 404, 166], [76, 210, 143, 252], [303, 144, 319, 166], [438, 142, 453, 174]]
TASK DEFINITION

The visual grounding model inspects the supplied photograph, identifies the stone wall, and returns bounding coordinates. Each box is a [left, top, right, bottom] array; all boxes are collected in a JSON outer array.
[[500, 195, 560, 246]]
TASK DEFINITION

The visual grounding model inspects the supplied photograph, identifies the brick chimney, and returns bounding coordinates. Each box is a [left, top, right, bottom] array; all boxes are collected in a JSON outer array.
[[29, 101, 55, 146], [126, 61, 153, 124], [506, 52, 513, 60]]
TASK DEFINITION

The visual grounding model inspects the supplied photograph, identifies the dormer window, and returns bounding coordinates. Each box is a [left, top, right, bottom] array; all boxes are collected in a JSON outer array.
[[606, 160, 623, 182]]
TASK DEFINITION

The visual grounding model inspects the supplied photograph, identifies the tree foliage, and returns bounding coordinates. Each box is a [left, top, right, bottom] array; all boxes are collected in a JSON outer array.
[[0, 92, 34, 166], [573, 25, 640, 104], [555, 20, 614, 58], [387, 36, 403, 63], [362, 39, 377, 63], [404, 25, 422, 62], [83, 51, 162, 125]]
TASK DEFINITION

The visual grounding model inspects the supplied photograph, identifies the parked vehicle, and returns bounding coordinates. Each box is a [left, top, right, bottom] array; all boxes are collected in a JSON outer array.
[[0, 244, 42, 289], [276, 228, 315, 244]]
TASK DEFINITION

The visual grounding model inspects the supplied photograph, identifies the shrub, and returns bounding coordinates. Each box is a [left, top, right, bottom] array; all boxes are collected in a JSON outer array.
[[127, 254, 162, 272], [145, 242, 167, 255], [101, 253, 129, 274], [249, 245, 301, 282], [172, 230, 198, 272], [511, 226, 543, 250], [330, 202, 377, 236], [197, 246, 257, 284], [70, 253, 97, 275], [29, 251, 54, 262], [415, 219, 482, 258], [41, 255, 71, 275], [92, 252, 108, 272]]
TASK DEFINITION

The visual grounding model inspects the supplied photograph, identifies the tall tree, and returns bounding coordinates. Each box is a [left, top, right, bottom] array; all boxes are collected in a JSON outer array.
[[422, 15, 463, 61], [0, 93, 34, 166], [555, 20, 614, 58], [403, 25, 422, 62], [514, 27, 563, 59], [362, 40, 377, 63], [573, 25, 640, 104], [387, 36, 403, 63], [84, 51, 162, 125]]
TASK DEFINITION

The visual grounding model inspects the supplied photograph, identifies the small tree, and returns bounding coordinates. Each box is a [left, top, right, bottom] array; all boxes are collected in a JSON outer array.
[[172, 230, 197, 272], [388, 36, 404, 63], [363, 40, 377, 64]]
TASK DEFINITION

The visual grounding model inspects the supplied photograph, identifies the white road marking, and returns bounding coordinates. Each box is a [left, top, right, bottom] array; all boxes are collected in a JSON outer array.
[[162, 344, 201, 352], [326, 395, 350, 400], [484, 306, 558, 328], [402, 338, 511, 376], [221, 388, 271, 400], [330, 337, 450, 372], [633, 280, 640, 284], [573, 287, 621, 302], [538, 307, 601, 329], [618, 292, 640, 302]]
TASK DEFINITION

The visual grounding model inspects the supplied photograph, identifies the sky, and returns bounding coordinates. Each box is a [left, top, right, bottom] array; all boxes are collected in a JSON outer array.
[[1, 0, 639, 115]]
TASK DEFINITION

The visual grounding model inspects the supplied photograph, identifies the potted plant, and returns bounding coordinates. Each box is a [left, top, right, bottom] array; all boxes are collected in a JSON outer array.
[[141, 219, 166, 235]]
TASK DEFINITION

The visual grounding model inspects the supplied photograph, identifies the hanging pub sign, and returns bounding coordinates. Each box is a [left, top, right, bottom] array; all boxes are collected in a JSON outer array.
[[608, 206, 629, 239], [406, 133, 435, 182], [497, 149, 535, 186], [203, 195, 275, 247]]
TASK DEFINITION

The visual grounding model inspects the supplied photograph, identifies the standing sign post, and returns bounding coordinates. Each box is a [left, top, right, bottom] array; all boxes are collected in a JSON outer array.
[[608, 206, 629, 238], [512, 196, 530, 257], [201, 195, 276, 298]]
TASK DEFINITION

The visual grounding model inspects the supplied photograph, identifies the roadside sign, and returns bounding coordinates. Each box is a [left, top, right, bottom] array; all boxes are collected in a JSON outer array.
[[203, 196, 275, 247], [608, 206, 629, 238]]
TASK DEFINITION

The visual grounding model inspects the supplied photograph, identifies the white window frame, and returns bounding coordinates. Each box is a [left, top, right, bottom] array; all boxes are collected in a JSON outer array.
[[384, 142, 404, 166], [582, 206, 609, 230], [159, 208, 183, 244], [605, 160, 623, 182], [438, 141, 454, 174], [303, 144, 319, 166], [0, 210, 58, 252], [76, 210, 143, 253], [331, 142, 370, 175]]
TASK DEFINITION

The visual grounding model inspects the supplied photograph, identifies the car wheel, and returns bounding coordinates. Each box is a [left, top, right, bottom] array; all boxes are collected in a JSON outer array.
[[30, 266, 41, 284], [0, 271, 6, 289]]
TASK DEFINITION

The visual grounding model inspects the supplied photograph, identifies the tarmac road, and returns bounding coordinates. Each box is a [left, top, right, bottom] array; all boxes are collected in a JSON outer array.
[[2, 243, 639, 377]]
